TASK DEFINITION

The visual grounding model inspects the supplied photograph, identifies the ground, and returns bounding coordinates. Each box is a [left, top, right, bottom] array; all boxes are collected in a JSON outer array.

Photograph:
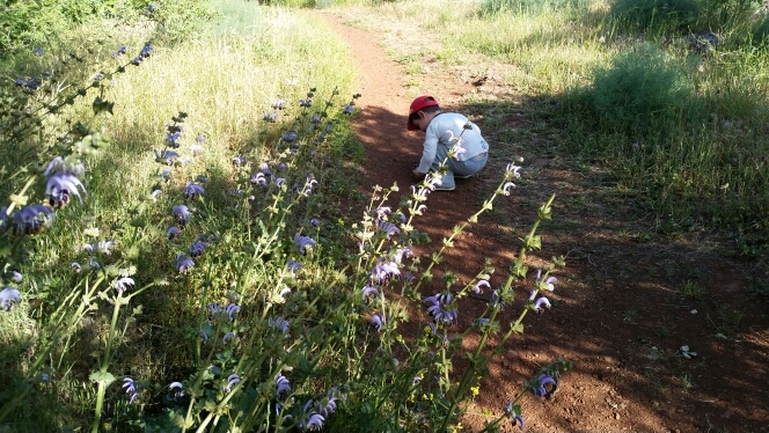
[[315, 10, 769, 433]]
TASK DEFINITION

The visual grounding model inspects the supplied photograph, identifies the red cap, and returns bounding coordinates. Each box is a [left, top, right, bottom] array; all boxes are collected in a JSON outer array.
[[407, 95, 439, 130]]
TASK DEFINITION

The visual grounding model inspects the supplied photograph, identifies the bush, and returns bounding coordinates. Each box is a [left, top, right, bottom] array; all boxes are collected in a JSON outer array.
[[480, 0, 589, 16], [586, 42, 696, 138], [609, 0, 700, 34]]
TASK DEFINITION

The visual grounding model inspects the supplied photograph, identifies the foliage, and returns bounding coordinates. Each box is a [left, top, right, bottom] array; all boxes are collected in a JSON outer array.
[[0, 2, 574, 432], [480, 0, 589, 16], [584, 42, 698, 138], [609, 0, 701, 34]]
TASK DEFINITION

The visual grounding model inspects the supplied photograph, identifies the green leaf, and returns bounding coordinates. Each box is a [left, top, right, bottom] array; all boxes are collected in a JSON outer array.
[[89, 371, 116, 387]]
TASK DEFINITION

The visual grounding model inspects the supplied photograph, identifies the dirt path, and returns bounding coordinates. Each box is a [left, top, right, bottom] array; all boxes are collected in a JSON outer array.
[[315, 9, 769, 433]]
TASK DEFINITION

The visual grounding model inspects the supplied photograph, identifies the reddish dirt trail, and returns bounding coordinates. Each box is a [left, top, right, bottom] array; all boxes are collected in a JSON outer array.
[[315, 10, 769, 433]]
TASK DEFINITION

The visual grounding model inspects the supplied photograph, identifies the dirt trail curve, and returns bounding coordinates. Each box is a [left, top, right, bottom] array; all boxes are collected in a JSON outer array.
[[312, 9, 769, 433]]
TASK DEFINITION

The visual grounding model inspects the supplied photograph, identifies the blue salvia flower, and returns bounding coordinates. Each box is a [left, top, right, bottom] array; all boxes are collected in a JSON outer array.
[[1, 288, 21, 311], [473, 278, 490, 294], [226, 304, 240, 321], [275, 373, 291, 396], [378, 220, 400, 239], [34, 48, 44, 56], [131, 56, 143, 66], [533, 297, 551, 313], [263, 111, 278, 122], [189, 241, 206, 257], [176, 253, 194, 274], [343, 105, 355, 115], [114, 277, 135, 294], [282, 132, 297, 142], [144, 3, 156, 14], [172, 205, 190, 225], [10, 271, 22, 283], [222, 332, 236, 344], [287, 259, 302, 275], [531, 373, 557, 397], [185, 182, 205, 200], [0, 206, 7, 231], [46, 172, 86, 209], [12, 204, 54, 235], [293, 233, 316, 255], [269, 316, 290, 333], [371, 313, 384, 332], [251, 172, 268, 186], [310, 218, 320, 227], [505, 401, 525, 431], [299, 409, 325, 432], [299, 99, 312, 107], [272, 99, 286, 110], [424, 293, 458, 325], [226, 373, 240, 392], [361, 284, 379, 302], [167, 382, 184, 401], [369, 259, 400, 284], [167, 226, 180, 239], [140, 44, 153, 58], [122, 377, 139, 404], [166, 132, 182, 148]]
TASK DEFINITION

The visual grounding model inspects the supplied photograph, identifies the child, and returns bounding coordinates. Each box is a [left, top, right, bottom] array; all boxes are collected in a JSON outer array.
[[408, 95, 489, 191]]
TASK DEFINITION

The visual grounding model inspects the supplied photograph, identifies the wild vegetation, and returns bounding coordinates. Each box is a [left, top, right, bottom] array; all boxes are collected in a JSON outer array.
[[1, 0, 767, 431]]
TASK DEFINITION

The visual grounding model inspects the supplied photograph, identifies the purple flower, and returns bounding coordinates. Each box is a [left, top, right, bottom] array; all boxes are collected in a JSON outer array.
[[185, 182, 205, 200], [12, 204, 54, 235], [299, 99, 312, 107], [369, 259, 400, 284], [272, 99, 286, 110], [140, 44, 153, 58], [172, 205, 190, 225], [343, 105, 355, 115], [251, 172, 268, 186], [310, 218, 320, 227], [226, 373, 240, 392], [263, 111, 278, 122], [226, 303, 240, 321], [299, 412, 325, 431], [287, 259, 303, 275], [532, 373, 557, 397], [378, 221, 400, 239], [122, 377, 139, 404], [176, 253, 194, 273], [10, 271, 22, 283], [1, 288, 21, 311], [424, 293, 458, 325], [371, 313, 384, 332], [189, 241, 206, 257], [293, 233, 316, 254], [473, 279, 490, 294], [361, 284, 379, 302], [282, 132, 297, 142], [34, 48, 44, 56], [168, 381, 184, 400], [269, 316, 290, 333], [167, 226, 180, 239], [114, 277, 135, 294], [533, 297, 551, 313], [275, 373, 291, 395], [46, 172, 86, 209], [222, 332, 236, 344], [536, 269, 557, 291]]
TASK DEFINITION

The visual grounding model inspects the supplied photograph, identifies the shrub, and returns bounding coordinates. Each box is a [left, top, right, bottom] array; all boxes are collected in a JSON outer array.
[[480, 0, 589, 16], [609, 0, 700, 34], [586, 42, 696, 138]]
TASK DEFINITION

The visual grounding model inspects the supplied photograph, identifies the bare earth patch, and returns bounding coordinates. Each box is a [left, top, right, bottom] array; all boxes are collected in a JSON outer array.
[[314, 9, 769, 433]]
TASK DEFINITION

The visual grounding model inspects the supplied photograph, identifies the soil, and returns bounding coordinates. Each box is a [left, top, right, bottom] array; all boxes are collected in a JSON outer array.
[[314, 10, 769, 433]]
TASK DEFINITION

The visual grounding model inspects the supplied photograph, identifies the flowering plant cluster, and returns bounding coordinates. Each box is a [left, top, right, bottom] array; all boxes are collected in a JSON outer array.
[[0, 39, 571, 433]]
